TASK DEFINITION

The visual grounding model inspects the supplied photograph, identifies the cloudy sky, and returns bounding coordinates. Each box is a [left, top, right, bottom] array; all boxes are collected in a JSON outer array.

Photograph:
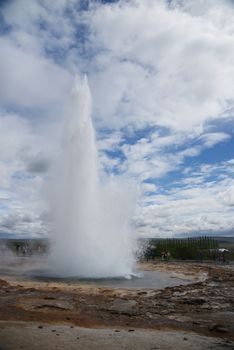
[[0, 0, 234, 238]]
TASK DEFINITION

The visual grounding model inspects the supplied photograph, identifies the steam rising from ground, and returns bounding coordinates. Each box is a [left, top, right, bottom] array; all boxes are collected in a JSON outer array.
[[49, 76, 135, 278]]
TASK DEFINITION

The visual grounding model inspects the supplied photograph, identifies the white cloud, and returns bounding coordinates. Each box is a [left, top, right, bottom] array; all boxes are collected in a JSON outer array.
[[219, 187, 234, 207], [2, 0, 234, 131], [136, 161, 234, 237], [0, 114, 30, 187], [141, 183, 157, 194], [0, 113, 51, 236], [89, 0, 234, 132], [199, 132, 230, 148], [0, 37, 72, 112]]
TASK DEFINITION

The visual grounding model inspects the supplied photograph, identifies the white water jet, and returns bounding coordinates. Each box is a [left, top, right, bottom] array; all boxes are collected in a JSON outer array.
[[49, 75, 135, 278]]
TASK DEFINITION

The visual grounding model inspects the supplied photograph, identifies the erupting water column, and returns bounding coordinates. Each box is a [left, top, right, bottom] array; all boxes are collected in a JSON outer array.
[[49, 76, 135, 278]]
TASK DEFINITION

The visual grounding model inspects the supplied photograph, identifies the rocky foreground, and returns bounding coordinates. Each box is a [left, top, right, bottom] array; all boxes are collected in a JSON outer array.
[[0, 261, 233, 349]]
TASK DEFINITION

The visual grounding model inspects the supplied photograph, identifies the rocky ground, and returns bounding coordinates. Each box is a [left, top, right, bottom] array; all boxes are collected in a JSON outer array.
[[0, 261, 233, 349]]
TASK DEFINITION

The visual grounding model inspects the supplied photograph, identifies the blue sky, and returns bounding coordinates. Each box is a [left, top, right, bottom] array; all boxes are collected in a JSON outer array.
[[0, 0, 234, 238]]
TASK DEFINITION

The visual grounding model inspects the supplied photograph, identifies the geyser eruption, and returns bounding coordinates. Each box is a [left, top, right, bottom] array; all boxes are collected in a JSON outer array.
[[49, 76, 135, 278]]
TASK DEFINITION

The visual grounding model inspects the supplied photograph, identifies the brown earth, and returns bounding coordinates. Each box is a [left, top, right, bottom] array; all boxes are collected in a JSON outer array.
[[0, 261, 233, 349]]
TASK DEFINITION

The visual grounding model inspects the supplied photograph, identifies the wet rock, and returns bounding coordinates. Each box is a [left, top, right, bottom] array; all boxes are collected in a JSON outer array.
[[173, 291, 187, 297], [44, 296, 56, 300], [137, 291, 147, 296], [181, 297, 206, 305], [25, 288, 36, 292], [209, 324, 228, 333], [192, 321, 201, 325], [107, 299, 138, 316], [167, 315, 192, 322], [34, 300, 73, 311], [35, 304, 68, 310], [159, 310, 170, 315], [200, 304, 212, 310], [212, 276, 222, 282], [216, 327, 228, 333]]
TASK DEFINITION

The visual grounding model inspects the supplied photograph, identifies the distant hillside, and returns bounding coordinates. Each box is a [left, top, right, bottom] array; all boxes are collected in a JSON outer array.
[[213, 236, 234, 249]]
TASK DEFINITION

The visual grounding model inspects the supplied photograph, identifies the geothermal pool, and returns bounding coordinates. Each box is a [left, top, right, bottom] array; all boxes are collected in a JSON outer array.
[[31, 270, 191, 289], [0, 257, 193, 289]]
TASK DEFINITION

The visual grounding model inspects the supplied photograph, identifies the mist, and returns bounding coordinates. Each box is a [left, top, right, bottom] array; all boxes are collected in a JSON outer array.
[[48, 76, 136, 278]]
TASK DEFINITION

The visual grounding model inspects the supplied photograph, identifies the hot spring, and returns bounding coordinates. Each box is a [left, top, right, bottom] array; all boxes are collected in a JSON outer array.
[[0, 76, 195, 290], [0, 76, 194, 290], [48, 76, 136, 278]]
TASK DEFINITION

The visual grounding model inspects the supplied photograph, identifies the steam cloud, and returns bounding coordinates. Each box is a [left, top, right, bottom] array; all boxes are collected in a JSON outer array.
[[49, 76, 136, 278]]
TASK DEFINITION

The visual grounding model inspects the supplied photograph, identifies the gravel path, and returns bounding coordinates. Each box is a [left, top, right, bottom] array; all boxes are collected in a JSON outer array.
[[0, 321, 233, 350]]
